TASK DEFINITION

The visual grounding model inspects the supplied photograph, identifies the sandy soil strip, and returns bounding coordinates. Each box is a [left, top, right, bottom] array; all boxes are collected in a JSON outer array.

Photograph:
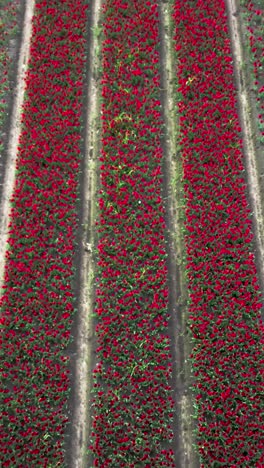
[[159, 3, 200, 467], [0, 0, 35, 297], [225, 0, 264, 298], [69, 0, 102, 466]]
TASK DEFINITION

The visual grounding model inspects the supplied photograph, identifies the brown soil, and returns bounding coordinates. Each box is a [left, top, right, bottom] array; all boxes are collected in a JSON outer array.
[[67, 0, 103, 466], [0, 0, 25, 200], [158, 2, 200, 467]]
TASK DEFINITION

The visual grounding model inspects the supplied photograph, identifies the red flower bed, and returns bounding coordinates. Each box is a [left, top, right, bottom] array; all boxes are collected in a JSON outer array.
[[0, 0, 88, 465], [90, 1, 175, 466], [172, 0, 264, 465]]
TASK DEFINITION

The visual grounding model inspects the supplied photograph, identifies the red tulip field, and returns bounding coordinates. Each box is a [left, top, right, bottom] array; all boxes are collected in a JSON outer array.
[[0, 0, 263, 467]]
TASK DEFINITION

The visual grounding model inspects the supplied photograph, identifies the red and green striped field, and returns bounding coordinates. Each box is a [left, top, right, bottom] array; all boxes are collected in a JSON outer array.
[[0, 0, 263, 466]]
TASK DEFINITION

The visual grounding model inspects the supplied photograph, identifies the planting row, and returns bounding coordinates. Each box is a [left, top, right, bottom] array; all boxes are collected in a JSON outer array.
[[172, 0, 264, 465], [0, 0, 89, 465], [90, 0, 175, 466]]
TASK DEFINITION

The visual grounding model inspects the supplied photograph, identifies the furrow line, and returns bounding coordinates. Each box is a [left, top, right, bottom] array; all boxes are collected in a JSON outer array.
[[70, 0, 103, 465], [159, 2, 200, 467]]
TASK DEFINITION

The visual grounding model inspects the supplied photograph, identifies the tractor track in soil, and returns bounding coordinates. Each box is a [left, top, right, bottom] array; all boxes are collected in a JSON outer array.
[[158, 2, 200, 467], [67, 0, 103, 466], [0, 0, 26, 202]]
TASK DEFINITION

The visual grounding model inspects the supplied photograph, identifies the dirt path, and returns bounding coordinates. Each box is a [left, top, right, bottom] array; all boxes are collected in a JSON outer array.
[[225, 0, 264, 307], [0, 0, 25, 201], [0, 0, 35, 297], [158, 3, 200, 467], [69, 0, 102, 465]]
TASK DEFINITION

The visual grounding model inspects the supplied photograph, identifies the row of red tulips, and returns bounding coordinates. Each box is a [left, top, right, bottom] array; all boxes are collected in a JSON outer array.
[[172, 0, 264, 466], [0, 0, 89, 465], [90, 0, 175, 466]]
